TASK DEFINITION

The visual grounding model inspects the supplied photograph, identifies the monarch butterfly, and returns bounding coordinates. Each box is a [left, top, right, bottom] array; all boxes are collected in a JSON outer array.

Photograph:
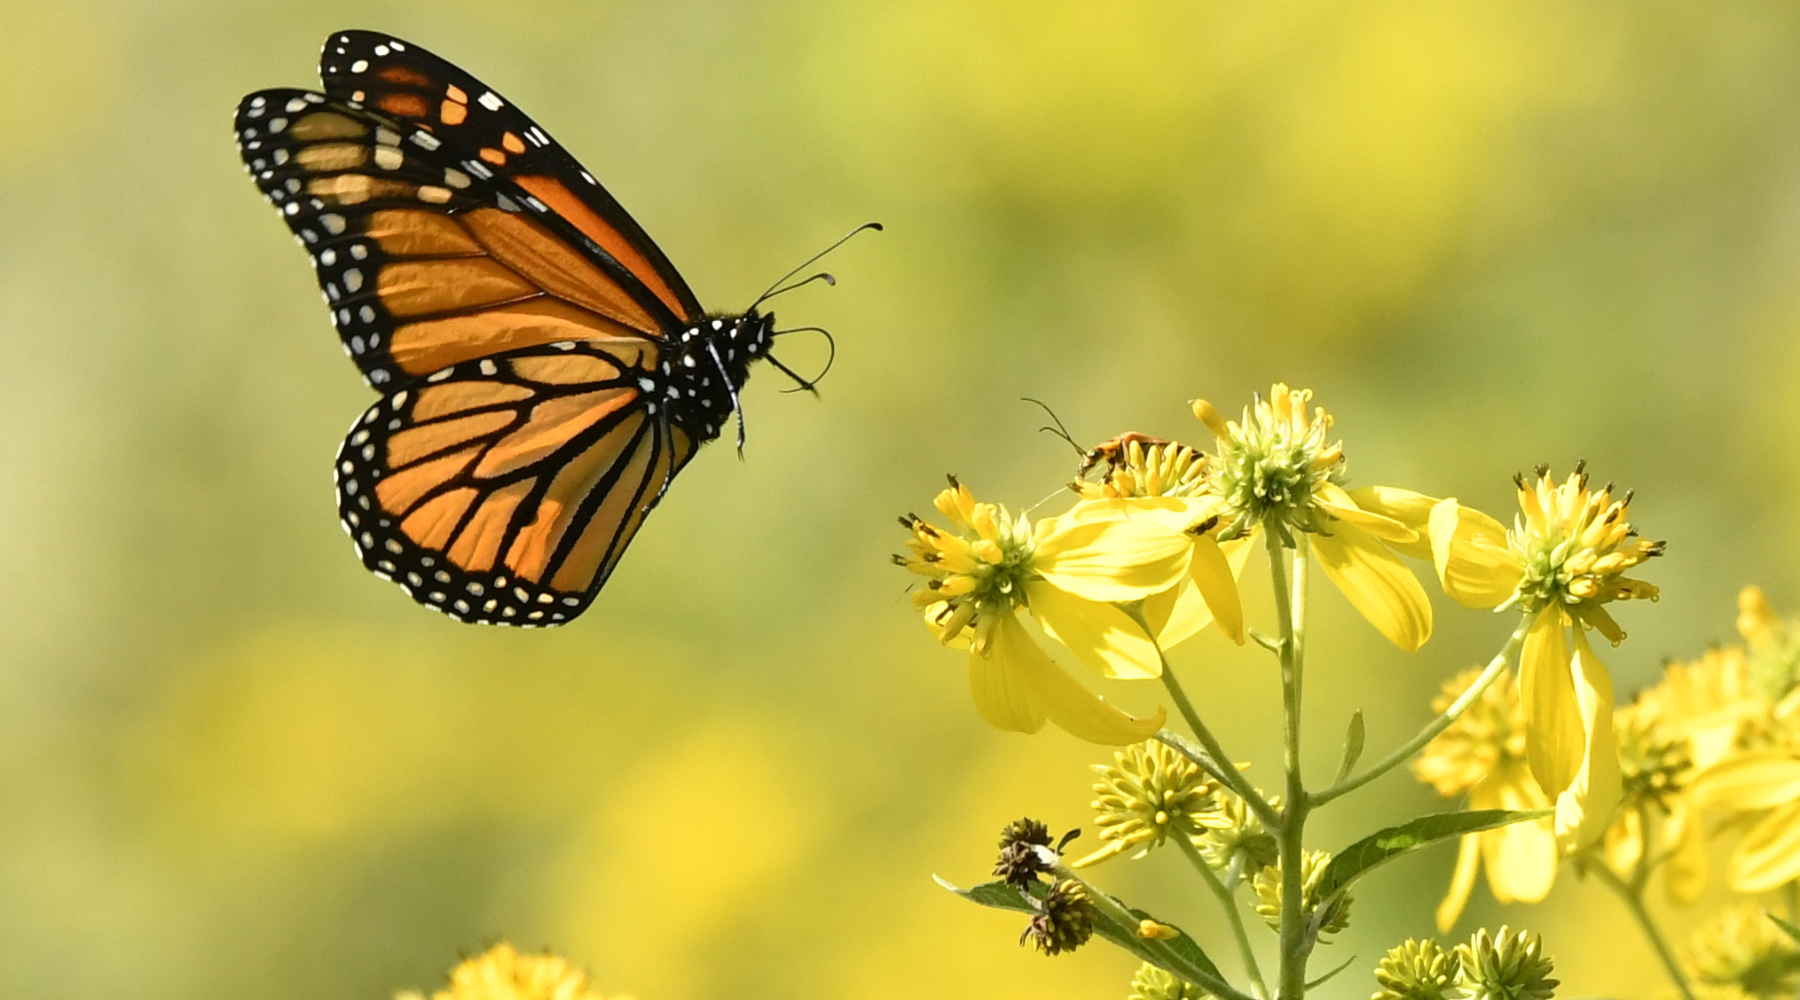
[[234, 30, 870, 626]]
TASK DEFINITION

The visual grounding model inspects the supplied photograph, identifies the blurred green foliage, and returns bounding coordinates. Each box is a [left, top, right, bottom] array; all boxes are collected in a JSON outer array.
[[1, 2, 1797, 997]]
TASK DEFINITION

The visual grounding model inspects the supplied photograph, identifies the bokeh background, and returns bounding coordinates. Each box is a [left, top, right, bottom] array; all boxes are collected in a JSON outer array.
[[2, 2, 1798, 997]]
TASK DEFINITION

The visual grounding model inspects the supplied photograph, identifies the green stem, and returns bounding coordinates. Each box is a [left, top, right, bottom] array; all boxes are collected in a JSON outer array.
[[1125, 604, 1282, 832], [1313, 611, 1536, 806], [1588, 861, 1700, 1000], [1177, 835, 1269, 999], [1269, 531, 1311, 1000]]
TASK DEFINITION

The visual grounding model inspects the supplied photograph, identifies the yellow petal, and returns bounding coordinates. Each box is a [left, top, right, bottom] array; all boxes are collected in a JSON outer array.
[[1143, 535, 1255, 648], [986, 613, 1166, 745], [1347, 486, 1441, 560], [1436, 834, 1481, 933], [1481, 765, 1557, 904], [1311, 520, 1433, 651], [1739, 585, 1783, 650], [1026, 580, 1161, 680], [1316, 482, 1417, 545], [1034, 519, 1190, 602], [1067, 495, 1222, 533], [1603, 806, 1641, 876], [1187, 534, 1245, 643], [1662, 802, 1708, 905], [967, 627, 1046, 735], [1690, 749, 1800, 810], [1428, 500, 1523, 609], [1728, 802, 1800, 893], [1553, 629, 1621, 852], [1521, 606, 1581, 796]]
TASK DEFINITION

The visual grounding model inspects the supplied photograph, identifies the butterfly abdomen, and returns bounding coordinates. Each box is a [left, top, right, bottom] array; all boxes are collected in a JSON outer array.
[[655, 311, 775, 443]]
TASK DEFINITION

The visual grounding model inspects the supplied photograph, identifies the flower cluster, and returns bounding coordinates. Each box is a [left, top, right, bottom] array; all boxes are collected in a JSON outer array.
[[897, 384, 1458, 744], [920, 384, 1682, 1000], [1373, 928, 1558, 1000]]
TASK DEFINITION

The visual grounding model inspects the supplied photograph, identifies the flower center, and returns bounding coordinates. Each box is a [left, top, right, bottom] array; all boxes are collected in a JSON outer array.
[[1203, 385, 1344, 544], [1504, 464, 1663, 619]]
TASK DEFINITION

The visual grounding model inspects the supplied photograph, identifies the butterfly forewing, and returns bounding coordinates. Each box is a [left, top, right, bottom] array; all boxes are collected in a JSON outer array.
[[234, 88, 682, 391], [318, 30, 703, 328], [337, 341, 701, 625]]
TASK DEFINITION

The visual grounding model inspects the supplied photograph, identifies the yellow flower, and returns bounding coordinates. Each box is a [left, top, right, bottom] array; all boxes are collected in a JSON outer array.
[[1606, 697, 1705, 904], [1691, 745, 1800, 892], [1191, 384, 1437, 651], [1072, 739, 1219, 867], [395, 943, 615, 1000], [898, 477, 1187, 743], [1646, 644, 1762, 771], [1252, 849, 1352, 938], [1415, 667, 1556, 932], [1067, 434, 1249, 648], [1672, 588, 1800, 896], [1685, 904, 1800, 1000], [1429, 464, 1663, 851], [1740, 584, 1800, 703]]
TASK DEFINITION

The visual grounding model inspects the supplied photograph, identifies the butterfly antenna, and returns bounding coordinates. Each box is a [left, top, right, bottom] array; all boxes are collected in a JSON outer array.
[[750, 222, 883, 310], [760, 271, 836, 303], [1022, 397, 1085, 456], [704, 340, 749, 457], [771, 325, 837, 390]]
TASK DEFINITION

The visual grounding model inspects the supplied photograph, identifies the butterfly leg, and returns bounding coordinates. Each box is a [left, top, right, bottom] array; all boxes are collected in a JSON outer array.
[[705, 340, 748, 456]]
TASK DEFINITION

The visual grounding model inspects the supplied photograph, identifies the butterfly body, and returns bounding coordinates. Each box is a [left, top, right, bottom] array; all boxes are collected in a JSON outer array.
[[237, 31, 793, 625]]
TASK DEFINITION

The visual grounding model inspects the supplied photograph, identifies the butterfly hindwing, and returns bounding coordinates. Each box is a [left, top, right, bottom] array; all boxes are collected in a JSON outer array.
[[337, 341, 702, 625], [318, 30, 704, 328]]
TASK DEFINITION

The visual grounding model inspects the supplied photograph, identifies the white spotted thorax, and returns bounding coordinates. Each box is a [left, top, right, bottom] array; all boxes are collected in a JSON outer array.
[[653, 312, 777, 443]]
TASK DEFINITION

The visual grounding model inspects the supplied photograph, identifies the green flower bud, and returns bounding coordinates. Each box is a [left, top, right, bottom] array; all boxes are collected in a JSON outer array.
[[1451, 926, 1557, 1000], [1130, 962, 1209, 1000], [1374, 939, 1455, 1000]]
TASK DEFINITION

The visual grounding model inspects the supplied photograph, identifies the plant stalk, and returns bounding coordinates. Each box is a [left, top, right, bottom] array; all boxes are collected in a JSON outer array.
[[1314, 611, 1536, 806], [1588, 860, 1700, 1000], [1268, 531, 1311, 1000], [1178, 834, 1269, 999]]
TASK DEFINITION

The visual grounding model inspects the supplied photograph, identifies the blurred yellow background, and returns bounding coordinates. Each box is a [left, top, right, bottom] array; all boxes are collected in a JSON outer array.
[[0, 2, 1796, 997]]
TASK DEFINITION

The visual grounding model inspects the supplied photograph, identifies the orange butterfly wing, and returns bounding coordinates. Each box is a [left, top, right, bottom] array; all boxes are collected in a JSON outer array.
[[318, 30, 703, 327], [336, 341, 701, 624]]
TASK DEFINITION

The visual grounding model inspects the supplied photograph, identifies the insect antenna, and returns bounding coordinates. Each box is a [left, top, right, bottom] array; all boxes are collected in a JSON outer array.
[[760, 271, 836, 303], [750, 222, 883, 311], [1021, 397, 1085, 456]]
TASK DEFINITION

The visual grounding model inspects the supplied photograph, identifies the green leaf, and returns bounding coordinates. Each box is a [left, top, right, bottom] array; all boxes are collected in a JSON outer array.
[[936, 877, 1227, 989], [935, 875, 1036, 913], [1108, 904, 1225, 984], [1306, 954, 1359, 990], [1769, 912, 1800, 946], [1317, 808, 1552, 902], [1333, 711, 1365, 784]]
